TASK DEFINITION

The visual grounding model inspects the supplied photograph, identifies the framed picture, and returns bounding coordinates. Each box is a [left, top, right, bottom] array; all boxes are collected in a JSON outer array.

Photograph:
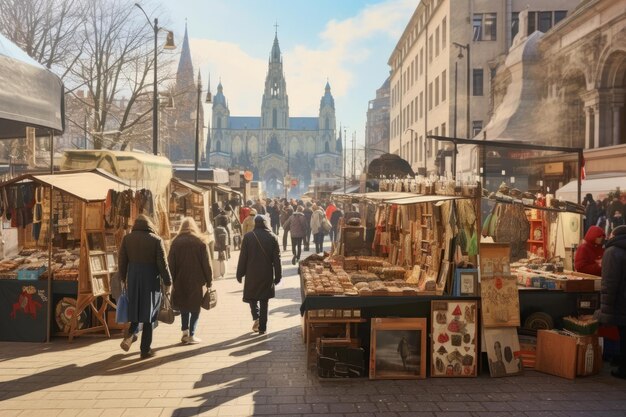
[[456, 269, 479, 297], [481, 275, 520, 327], [431, 300, 478, 377], [483, 327, 523, 377], [106, 253, 117, 272], [370, 317, 427, 380], [87, 233, 104, 251], [479, 243, 511, 278]]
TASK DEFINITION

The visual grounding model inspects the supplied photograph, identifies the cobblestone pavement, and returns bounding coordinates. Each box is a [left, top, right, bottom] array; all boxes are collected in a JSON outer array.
[[1, 239, 626, 417]]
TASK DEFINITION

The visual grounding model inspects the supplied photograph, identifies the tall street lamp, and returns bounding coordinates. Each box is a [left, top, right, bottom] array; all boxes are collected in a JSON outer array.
[[195, 70, 212, 183], [135, 3, 175, 155], [453, 42, 470, 139], [405, 128, 426, 175]]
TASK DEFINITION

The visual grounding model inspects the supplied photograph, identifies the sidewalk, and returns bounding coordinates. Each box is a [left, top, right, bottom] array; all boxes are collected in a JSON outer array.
[[0, 235, 625, 417]]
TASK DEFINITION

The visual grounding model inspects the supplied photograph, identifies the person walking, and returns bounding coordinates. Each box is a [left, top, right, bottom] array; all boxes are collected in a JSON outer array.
[[241, 208, 257, 235], [600, 225, 626, 379], [584, 193, 599, 235], [284, 206, 307, 265], [268, 200, 281, 235], [330, 204, 344, 244], [168, 217, 212, 344], [280, 204, 294, 251], [303, 202, 313, 251], [236, 215, 282, 335], [310, 204, 326, 254], [119, 214, 172, 359]]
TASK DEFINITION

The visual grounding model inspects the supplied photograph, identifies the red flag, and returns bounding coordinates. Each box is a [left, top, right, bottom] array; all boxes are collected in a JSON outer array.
[[581, 155, 586, 180]]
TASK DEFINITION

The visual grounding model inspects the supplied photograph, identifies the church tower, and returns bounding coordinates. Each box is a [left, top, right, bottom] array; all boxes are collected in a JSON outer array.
[[211, 80, 230, 155], [169, 23, 203, 162], [318, 81, 336, 154], [261, 30, 289, 155]]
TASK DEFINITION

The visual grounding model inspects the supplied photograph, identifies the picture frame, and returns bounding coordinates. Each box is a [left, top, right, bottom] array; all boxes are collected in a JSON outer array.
[[481, 275, 520, 328], [431, 300, 478, 377], [483, 327, 523, 377], [370, 317, 427, 380], [454, 269, 479, 297]]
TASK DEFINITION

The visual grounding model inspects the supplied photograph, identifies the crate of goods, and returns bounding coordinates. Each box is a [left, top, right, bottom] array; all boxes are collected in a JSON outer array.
[[535, 330, 602, 379], [17, 266, 46, 280]]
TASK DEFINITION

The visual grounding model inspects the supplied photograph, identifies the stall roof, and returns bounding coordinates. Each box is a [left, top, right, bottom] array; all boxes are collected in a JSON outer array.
[[0, 33, 65, 138], [1, 171, 129, 202], [351, 191, 416, 202], [331, 184, 360, 195], [556, 173, 626, 202], [214, 184, 242, 196], [171, 177, 208, 194], [385, 195, 468, 205]]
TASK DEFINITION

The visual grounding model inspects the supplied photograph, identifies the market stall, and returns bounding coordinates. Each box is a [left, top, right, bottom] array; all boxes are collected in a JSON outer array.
[[0, 170, 132, 342], [300, 177, 601, 380]]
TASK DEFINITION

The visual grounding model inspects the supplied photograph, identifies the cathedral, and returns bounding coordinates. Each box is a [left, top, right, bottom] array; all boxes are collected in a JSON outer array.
[[205, 32, 343, 196]]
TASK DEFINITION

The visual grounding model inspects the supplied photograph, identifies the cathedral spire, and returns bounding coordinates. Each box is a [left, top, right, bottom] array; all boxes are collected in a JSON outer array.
[[270, 23, 281, 63], [176, 21, 194, 88]]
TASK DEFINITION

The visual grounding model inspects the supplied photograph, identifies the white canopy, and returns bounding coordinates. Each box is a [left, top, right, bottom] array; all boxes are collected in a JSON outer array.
[[0, 33, 65, 139], [556, 173, 626, 202]]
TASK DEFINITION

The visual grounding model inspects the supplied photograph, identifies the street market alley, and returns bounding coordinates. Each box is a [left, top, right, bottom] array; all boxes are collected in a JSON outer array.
[[1, 242, 626, 417]]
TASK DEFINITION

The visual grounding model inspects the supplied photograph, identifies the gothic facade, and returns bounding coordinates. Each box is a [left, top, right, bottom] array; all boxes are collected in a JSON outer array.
[[206, 33, 342, 196]]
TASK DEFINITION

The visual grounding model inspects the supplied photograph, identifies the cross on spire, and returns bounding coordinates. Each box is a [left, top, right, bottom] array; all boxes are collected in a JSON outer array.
[[274, 21, 279, 35]]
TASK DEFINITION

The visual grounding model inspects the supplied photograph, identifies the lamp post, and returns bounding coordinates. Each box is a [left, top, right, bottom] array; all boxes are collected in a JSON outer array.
[[343, 125, 347, 192], [453, 42, 470, 139], [135, 3, 176, 155], [405, 128, 426, 175], [194, 70, 212, 183]]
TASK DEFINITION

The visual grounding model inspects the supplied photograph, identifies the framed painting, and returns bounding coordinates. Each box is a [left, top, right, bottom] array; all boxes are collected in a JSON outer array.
[[457, 269, 479, 297], [431, 300, 478, 377], [370, 317, 427, 380], [483, 327, 523, 377], [479, 243, 511, 278], [481, 275, 520, 327]]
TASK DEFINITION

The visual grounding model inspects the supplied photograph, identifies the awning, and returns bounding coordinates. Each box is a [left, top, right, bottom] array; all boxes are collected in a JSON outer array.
[[0, 33, 65, 139], [351, 191, 416, 202], [556, 173, 626, 202], [331, 184, 360, 195], [385, 195, 468, 205], [31, 172, 128, 202], [171, 177, 207, 194], [214, 184, 242, 196]]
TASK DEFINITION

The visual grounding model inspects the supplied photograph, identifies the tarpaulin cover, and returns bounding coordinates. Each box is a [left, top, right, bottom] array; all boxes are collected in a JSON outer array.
[[0, 33, 64, 139]]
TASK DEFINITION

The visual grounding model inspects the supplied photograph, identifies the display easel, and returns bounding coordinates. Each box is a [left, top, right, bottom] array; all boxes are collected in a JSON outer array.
[[68, 202, 116, 341]]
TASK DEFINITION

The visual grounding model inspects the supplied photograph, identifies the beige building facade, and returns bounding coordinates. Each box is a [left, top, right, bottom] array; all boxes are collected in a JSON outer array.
[[388, 0, 579, 176]]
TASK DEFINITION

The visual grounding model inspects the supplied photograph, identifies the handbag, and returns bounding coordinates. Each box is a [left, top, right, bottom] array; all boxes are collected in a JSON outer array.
[[115, 288, 129, 323], [202, 287, 218, 310], [321, 217, 332, 234], [158, 283, 175, 324]]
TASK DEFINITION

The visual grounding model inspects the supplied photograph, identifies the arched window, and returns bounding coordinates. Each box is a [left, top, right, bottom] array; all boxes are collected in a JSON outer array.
[[216, 141, 221, 152], [325, 141, 330, 152], [217, 118, 222, 129], [325, 117, 329, 130], [272, 108, 277, 128]]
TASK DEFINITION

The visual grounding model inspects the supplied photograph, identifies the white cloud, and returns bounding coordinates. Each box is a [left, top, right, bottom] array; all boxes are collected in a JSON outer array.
[[188, 0, 414, 120]]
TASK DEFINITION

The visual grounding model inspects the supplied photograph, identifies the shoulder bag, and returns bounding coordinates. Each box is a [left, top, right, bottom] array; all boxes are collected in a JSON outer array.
[[202, 286, 218, 310], [158, 282, 175, 324]]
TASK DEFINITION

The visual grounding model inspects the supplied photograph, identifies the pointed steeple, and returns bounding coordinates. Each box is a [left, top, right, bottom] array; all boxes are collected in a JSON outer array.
[[320, 79, 335, 110], [176, 22, 194, 88], [213, 77, 226, 107], [270, 24, 281, 63]]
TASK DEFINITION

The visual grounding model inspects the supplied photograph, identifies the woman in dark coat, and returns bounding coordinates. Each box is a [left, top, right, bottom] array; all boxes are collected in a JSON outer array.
[[236, 215, 282, 334], [168, 217, 213, 345], [118, 214, 171, 359], [600, 225, 626, 379]]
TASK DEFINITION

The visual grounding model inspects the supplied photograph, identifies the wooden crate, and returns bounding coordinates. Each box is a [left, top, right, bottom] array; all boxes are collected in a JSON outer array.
[[535, 330, 601, 379]]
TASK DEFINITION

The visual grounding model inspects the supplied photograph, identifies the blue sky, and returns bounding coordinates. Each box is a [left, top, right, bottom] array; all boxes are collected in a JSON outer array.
[[158, 0, 415, 149]]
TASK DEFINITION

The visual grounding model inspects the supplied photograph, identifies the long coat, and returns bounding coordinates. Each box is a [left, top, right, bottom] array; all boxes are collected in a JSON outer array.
[[310, 208, 326, 234], [236, 224, 282, 302], [168, 233, 212, 312], [600, 230, 626, 325], [284, 212, 308, 238], [118, 218, 172, 323]]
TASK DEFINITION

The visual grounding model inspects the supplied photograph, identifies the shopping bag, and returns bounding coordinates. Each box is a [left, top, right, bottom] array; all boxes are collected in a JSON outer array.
[[321, 218, 332, 234], [158, 287, 175, 324], [115, 289, 129, 323], [202, 287, 218, 310]]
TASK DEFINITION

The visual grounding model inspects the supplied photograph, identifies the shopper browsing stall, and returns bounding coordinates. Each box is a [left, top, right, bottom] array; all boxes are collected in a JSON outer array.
[[119, 215, 172, 359], [600, 225, 626, 379], [574, 225, 605, 276], [168, 217, 213, 345], [310, 204, 326, 254]]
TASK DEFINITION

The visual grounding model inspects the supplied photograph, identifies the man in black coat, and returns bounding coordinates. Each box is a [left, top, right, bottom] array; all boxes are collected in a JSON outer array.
[[601, 225, 626, 379], [236, 215, 282, 334]]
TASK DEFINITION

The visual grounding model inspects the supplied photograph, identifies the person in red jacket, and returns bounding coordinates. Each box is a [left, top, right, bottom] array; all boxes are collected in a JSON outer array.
[[575, 225, 606, 276]]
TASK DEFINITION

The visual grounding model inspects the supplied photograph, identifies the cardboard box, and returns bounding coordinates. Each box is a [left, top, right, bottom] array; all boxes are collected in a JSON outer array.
[[535, 330, 601, 379]]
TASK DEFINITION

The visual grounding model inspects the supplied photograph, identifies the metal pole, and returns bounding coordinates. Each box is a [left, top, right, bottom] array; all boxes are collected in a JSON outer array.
[[454, 61, 458, 138], [152, 18, 159, 155], [194, 71, 201, 183], [466, 43, 471, 139], [46, 132, 54, 343], [352, 131, 355, 181], [343, 126, 347, 192]]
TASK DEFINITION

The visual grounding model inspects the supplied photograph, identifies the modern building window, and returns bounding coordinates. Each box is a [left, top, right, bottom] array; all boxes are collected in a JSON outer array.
[[435, 26, 440, 57], [512, 12, 519, 39], [442, 17, 447, 48], [528, 12, 536, 34], [428, 82, 433, 110], [419, 135, 423, 161], [427, 130, 432, 157], [442, 70, 447, 102], [434, 127, 439, 151], [435, 76, 440, 106], [420, 92, 424, 119], [441, 123, 446, 138], [414, 97, 418, 121], [420, 48, 424, 75], [538, 11, 552, 33], [414, 55, 419, 81], [410, 62, 414, 86], [428, 35, 433, 62], [473, 13, 497, 41], [555, 10, 568, 25], [472, 120, 483, 137], [473, 69, 484, 96], [410, 101, 414, 125]]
